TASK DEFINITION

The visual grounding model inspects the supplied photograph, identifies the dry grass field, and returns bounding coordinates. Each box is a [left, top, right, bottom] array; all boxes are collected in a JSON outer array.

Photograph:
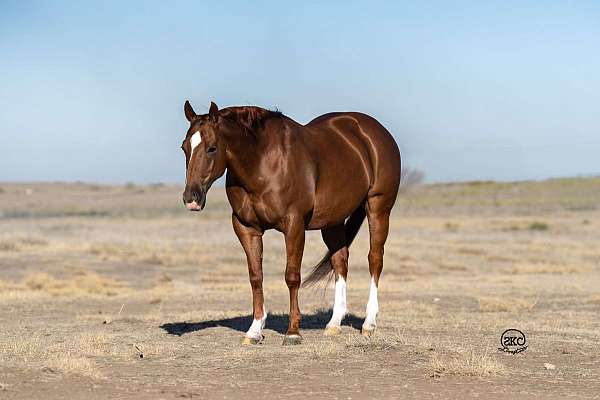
[[1, 178, 599, 399]]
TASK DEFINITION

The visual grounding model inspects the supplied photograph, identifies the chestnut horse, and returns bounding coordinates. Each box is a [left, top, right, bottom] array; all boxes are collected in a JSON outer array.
[[181, 101, 400, 345]]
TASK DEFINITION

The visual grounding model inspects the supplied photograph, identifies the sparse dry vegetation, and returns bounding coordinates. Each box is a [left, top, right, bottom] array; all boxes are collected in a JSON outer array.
[[510, 262, 585, 275], [0, 179, 599, 399], [529, 221, 550, 231], [429, 349, 506, 377], [478, 296, 537, 312], [44, 356, 101, 379], [345, 333, 405, 351], [19, 272, 128, 296], [0, 240, 19, 252]]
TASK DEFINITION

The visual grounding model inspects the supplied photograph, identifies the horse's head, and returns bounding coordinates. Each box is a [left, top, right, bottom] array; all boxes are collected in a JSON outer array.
[[181, 101, 227, 211]]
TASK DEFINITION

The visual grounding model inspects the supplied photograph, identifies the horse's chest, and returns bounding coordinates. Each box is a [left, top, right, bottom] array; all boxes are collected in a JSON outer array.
[[227, 189, 281, 230]]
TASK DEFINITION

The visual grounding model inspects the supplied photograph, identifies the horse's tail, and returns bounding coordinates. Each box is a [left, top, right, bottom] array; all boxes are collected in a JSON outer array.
[[302, 205, 367, 288]]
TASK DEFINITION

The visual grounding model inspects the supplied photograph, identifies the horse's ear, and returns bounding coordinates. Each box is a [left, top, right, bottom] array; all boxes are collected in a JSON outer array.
[[209, 101, 219, 122], [184, 100, 197, 122]]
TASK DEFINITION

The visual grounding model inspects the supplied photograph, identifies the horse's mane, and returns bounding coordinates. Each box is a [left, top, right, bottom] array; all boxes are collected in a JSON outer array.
[[219, 106, 284, 135]]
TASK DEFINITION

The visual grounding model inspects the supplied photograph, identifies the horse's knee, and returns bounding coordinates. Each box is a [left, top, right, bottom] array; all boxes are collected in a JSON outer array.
[[285, 272, 301, 288], [249, 274, 262, 287]]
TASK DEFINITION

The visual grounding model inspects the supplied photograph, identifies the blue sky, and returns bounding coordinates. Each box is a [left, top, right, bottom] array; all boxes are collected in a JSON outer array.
[[1, 1, 599, 183]]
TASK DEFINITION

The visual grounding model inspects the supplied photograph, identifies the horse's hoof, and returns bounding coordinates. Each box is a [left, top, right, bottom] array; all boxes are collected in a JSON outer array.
[[324, 326, 342, 336], [242, 336, 263, 345], [282, 334, 303, 345], [361, 326, 376, 337]]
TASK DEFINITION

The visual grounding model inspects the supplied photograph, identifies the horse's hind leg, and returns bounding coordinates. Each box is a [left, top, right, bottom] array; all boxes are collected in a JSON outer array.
[[362, 195, 392, 336], [321, 224, 349, 335]]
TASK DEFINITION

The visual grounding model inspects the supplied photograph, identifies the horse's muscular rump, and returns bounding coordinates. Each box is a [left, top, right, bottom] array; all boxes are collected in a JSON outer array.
[[304, 114, 375, 229]]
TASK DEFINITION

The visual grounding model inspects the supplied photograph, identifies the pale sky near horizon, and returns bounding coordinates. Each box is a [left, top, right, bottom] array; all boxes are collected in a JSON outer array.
[[1, 1, 599, 184]]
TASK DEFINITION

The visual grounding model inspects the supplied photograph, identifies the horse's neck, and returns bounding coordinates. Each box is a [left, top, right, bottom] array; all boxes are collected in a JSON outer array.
[[223, 113, 288, 192], [224, 133, 263, 191]]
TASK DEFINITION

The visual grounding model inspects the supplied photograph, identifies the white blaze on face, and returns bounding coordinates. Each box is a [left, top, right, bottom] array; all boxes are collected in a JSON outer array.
[[185, 131, 203, 188], [363, 278, 379, 329], [326, 276, 347, 328], [190, 131, 202, 159]]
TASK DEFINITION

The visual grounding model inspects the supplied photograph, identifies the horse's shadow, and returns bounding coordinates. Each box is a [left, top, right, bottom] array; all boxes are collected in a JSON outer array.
[[160, 309, 363, 336]]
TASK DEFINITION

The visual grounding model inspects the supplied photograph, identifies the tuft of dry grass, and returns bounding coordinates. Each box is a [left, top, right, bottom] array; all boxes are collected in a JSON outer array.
[[88, 242, 134, 259], [0, 330, 123, 380], [529, 221, 549, 231], [456, 247, 486, 256], [487, 255, 516, 263], [429, 349, 505, 377], [444, 222, 460, 232], [0, 237, 49, 252], [0, 331, 44, 361], [73, 333, 117, 356], [23, 273, 61, 290], [142, 253, 169, 265], [0, 240, 19, 252], [87, 241, 200, 267], [585, 295, 600, 304], [0, 279, 22, 292], [22, 272, 128, 296], [18, 237, 49, 246], [345, 333, 405, 352], [44, 355, 102, 379], [479, 296, 537, 312], [438, 262, 467, 271], [510, 262, 584, 275]]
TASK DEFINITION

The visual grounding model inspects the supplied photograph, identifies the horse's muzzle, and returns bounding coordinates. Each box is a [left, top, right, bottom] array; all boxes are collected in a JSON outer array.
[[185, 201, 202, 211], [183, 188, 206, 212]]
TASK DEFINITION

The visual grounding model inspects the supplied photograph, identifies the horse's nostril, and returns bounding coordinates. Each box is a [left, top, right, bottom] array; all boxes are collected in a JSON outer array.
[[183, 188, 204, 208], [183, 190, 196, 205]]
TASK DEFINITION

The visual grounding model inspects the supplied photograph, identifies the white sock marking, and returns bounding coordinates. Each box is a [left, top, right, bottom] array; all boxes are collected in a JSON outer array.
[[363, 278, 379, 329], [190, 131, 202, 158], [326, 276, 347, 328], [245, 305, 267, 340]]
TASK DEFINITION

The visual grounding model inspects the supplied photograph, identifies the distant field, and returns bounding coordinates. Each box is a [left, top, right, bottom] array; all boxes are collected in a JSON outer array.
[[1, 178, 599, 399]]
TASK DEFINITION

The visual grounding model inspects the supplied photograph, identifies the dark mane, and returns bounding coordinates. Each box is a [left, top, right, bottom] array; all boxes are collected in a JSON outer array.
[[220, 106, 284, 135]]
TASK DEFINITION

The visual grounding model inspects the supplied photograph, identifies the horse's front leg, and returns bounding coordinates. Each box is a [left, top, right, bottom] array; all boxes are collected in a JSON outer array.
[[232, 214, 266, 345], [282, 215, 305, 345]]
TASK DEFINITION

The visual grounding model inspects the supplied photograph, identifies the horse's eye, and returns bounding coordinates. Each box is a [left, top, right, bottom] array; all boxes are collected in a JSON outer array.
[[207, 146, 217, 154]]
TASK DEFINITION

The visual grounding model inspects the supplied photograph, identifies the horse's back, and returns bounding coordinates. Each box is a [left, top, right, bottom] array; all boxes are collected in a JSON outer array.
[[306, 111, 400, 191], [306, 111, 399, 158]]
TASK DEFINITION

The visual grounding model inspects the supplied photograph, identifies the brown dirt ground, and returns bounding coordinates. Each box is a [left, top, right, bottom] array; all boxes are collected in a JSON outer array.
[[1, 179, 599, 399]]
